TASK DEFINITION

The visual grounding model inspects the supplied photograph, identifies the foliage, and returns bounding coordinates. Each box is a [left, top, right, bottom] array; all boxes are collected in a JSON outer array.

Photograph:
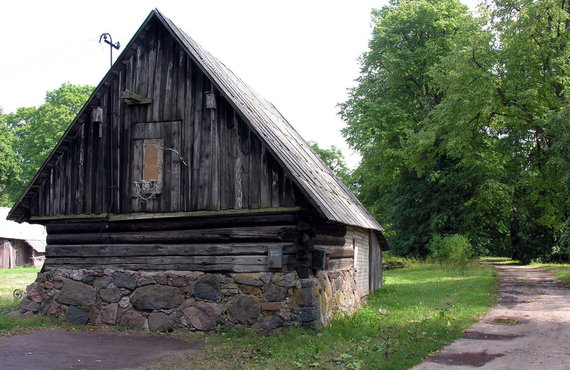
[[2, 83, 93, 204], [0, 110, 22, 206], [340, 0, 570, 261], [428, 234, 478, 275], [172, 263, 497, 369], [308, 141, 353, 187]]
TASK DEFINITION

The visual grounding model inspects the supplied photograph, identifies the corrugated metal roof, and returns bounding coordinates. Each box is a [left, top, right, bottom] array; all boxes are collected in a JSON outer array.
[[154, 11, 381, 231]]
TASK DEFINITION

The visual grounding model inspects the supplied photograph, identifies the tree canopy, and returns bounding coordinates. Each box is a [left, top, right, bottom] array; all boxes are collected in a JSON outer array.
[[341, 0, 570, 261], [1, 83, 94, 206]]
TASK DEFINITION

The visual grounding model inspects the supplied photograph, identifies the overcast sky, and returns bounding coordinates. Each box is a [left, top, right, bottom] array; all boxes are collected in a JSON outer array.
[[0, 0, 476, 168]]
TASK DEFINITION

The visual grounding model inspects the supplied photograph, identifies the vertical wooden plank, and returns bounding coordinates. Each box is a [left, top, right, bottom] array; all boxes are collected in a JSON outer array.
[[162, 122, 173, 211], [249, 135, 261, 209], [238, 118, 250, 209], [151, 31, 163, 122], [260, 146, 271, 208], [209, 91, 220, 211], [77, 123, 86, 214], [233, 112, 242, 209], [85, 122, 93, 214], [197, 81, 211, 210], [224, 104, 236, 209], [271, 159, 280, 208], [170, 121, 181, 211], [163, 35, 175, 121], [113, 68, 123, 214], [191, 71, 204, 210], [183, 55, 193, 211]]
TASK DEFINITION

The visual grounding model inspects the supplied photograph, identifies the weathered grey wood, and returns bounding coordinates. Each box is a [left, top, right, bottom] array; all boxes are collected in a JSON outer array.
[[327, 257, 354, 270], [47, 254, 298, 266], [314, 245, 355, 259], [369, 230, 382, 292], [46, 243, 296, 257], [45, 213, 297, 234], [47, 225, 298, 245], [44, 263, 293, 273]]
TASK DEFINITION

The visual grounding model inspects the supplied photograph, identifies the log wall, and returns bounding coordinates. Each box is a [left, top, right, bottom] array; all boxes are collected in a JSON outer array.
[[43, 212, 300, 272]]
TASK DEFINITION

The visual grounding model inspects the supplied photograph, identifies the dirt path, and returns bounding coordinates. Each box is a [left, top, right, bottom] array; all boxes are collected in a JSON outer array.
[[0, 328, 202, 369], [415, 264, 570, 369]]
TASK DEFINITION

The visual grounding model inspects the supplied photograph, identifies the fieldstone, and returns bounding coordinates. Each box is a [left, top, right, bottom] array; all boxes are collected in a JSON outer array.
[[113, 272, 137, 290], [264, 285, 287, 302], [48, 303, 59, 315], [93, 276, 113, 289], [118, 296, 130, 308], [300, 278, 318, 288], [69, 270, 84, 281], [58, 278, 96, 306], [234, 273, 263, 287], [29, 288, 43, 303], [100, 287, 122, 303], [228, 295, 260, 325], [120, 310, 148, 330], [183, 302, 221, 331], [240, 285, 262, 295], [67, 306, 89, 325], [136, 274, 156, 286], [44, 281, 54, 290], [260, 272, 272, 284], [131, 285, 184, 311], [180, 298, 196, 310], [260, 313, 283, 331], [148, 312, 175, 331], [193, 275, 221, 300], [81, 274, 97, 285], [261, 302, 281, 311], [168, 275, 187, 287], [271, 272, 298, 288], [19, 298, 39, 312], [294, 307, 319, 322]]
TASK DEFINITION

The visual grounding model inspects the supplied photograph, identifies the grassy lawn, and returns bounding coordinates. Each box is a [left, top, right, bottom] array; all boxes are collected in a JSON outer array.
[[0, 267, 40, 313], [164, 263, 498, 369], [0, 267, 66, 335], [532, 263, 570, 282]]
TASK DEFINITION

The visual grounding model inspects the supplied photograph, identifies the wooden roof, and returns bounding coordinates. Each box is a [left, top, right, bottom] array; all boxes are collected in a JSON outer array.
[[9, 10, 381, 232]]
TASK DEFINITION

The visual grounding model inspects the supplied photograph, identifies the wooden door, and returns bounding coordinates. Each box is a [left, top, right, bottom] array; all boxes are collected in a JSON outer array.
[[130, 121, 182, 212]]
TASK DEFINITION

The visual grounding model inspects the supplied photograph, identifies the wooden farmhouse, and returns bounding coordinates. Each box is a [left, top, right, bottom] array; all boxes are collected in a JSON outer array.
[[9, 10, 387, 331]]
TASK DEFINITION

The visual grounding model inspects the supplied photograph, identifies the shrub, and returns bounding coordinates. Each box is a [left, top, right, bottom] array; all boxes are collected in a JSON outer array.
[[428, 234, 476, 272]]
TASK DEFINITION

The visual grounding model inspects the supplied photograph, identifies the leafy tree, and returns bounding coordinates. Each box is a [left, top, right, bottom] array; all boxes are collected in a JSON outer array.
[[308, 141, 353, 187], [4, 83, 93, 203], [340, 0, 486, 256], [0, 109, 22, 206], [342, 0, 569, 261]]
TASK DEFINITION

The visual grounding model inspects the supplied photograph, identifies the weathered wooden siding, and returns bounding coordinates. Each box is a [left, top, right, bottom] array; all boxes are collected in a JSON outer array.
[[31, 18, 296, 218], [43, 212, 299, 272], [350, 227, 370, 296]]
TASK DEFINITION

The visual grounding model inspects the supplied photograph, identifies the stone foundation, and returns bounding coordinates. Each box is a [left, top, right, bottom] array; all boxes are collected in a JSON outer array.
[[19, 268, 361, 331]]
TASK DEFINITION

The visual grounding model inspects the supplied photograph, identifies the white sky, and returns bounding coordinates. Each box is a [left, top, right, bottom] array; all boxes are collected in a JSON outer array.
[[0, 0, 476, 168]]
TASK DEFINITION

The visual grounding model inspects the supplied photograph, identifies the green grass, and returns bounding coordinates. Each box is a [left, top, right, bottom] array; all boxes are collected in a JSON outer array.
[[0, 267, 68, 335], [171, 263, 498, 369], [0, 267, 40, 313], [532, 263, 570, 282]]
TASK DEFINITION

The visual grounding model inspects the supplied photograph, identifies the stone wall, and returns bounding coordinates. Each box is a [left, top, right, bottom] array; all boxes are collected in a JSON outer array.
[[19, 267, 361, 331]]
